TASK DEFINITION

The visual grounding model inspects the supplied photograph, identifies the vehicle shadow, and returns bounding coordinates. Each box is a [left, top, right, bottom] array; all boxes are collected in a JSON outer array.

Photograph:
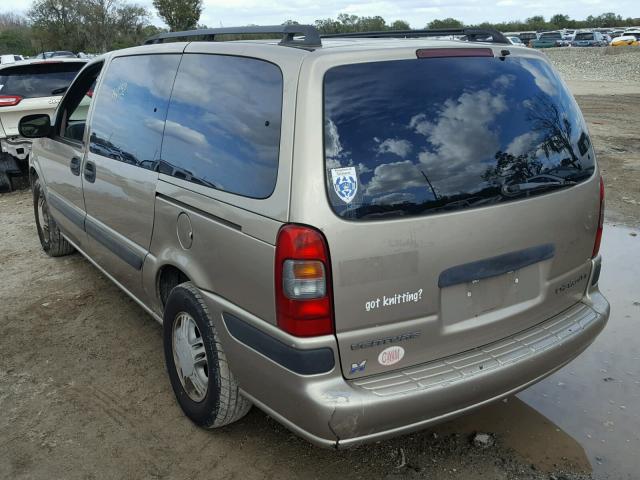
[[210, 395, 591, 479]]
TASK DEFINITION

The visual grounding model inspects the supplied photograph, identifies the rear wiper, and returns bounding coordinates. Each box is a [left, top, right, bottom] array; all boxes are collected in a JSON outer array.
[[501, 178, 576, 198]]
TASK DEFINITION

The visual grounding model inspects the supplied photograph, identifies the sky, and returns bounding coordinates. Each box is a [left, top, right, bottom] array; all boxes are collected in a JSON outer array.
[[11, 0, 639, 29]]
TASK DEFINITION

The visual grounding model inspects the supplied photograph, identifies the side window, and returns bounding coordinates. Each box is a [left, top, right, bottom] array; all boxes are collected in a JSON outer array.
[[160, 54, 283, 199], [58, 63, 102, 143], [89, 54, 181, 170]]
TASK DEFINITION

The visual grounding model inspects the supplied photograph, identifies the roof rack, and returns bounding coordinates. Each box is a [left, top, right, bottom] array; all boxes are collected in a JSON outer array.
[[143, 25, 322, 49], [321, 28, 510, 44]]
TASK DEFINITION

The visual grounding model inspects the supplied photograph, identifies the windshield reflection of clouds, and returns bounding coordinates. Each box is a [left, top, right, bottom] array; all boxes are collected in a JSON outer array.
[[324, 57, 594, 220]]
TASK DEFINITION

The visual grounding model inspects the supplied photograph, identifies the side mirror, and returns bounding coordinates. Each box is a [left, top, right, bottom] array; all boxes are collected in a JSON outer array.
[[19, 114, 51, 138]]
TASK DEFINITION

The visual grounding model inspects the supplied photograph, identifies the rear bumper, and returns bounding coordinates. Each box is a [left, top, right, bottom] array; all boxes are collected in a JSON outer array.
[[0, 137, 32, 161], [202, 289, 609, 449]]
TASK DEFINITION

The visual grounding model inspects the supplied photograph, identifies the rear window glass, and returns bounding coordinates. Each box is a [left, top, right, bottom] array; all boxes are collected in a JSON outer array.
[[324, 56, 594, 220], [575, 33, 594, 40], [160, 54, 282, 199], [0, 63, 84, 98]]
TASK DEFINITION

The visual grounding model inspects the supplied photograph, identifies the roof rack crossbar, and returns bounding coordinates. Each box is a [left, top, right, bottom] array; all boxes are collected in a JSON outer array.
[[143, 25, 322, 49], [321, 28, 510, 44]]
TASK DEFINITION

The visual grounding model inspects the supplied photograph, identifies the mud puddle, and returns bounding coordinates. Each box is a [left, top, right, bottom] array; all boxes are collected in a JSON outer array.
[[519, 223, 640, 480]]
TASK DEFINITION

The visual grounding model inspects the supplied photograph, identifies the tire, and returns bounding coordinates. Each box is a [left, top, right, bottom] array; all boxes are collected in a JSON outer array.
[[163, 282, 251, 428], [10, 174, 30, 191], [0, 171, 10, 193], [32, 177, 75, 257]]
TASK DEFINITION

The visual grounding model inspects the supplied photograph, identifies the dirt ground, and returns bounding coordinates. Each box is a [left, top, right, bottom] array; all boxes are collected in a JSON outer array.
[[571, 91, 640, 228], [0, 84, 638, 480]]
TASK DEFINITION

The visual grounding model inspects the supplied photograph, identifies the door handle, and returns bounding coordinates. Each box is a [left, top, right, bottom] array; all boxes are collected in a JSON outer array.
[[84, 161, 96, 183], [70, 157, 81, 176]]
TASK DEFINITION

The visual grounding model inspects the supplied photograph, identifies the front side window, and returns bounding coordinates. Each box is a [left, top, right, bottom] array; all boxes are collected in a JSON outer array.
[[59, 69, 99, 143], [0, 62, 84, 98], [89, 54, 180, 170], [324, 56, 594, 220], [160, 54, 283, 198]]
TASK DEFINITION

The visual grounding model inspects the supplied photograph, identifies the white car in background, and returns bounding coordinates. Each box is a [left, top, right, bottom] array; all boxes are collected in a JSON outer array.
[[0, 58, 87, 191], [0, 54, 25, 64], [506, 36, 524, 45]]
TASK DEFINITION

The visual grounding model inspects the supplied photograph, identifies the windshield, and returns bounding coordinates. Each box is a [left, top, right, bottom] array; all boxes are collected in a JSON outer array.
[[0, 63, 83, 98], [541, 33, 561, 39], [575, 33, 594, 40], [323, 55, 594, 220]]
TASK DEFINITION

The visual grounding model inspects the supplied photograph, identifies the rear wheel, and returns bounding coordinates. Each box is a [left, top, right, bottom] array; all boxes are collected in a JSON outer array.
[[33, 178, 75, 257], [163, 283, 251, 428]]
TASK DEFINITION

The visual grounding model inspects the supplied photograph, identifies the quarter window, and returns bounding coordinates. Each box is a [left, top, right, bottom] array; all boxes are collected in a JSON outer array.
[[160, 54, 283, 198], [89, 54, 180, 170]]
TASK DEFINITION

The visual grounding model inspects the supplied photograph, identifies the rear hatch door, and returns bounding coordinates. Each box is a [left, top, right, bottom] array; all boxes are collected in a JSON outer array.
[[319, 49, 600, 379]]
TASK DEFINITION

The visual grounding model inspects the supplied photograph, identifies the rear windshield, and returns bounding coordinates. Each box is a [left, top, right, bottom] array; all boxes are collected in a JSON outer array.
[[0, 63, 83, 98], [575, 33, 594, 40], [324, 55, 594, 220], [541, 33, 561, 39]]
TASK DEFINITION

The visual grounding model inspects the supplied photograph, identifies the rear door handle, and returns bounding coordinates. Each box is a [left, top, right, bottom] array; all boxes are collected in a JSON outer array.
[[70, 157, 81, 176], [84, 161, 96, 183]]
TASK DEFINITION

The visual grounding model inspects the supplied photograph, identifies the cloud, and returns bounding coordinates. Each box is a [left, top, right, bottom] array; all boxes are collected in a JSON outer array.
[[365, 160, 426, 196], [506, 131, 539, 157], [518, 59, 557, 97], [357, 162, 372, 174], [325, 119, 344, 159], [376, 138, 413, 158], [161, 119, 209, 147], [413, 88, 508, 193]]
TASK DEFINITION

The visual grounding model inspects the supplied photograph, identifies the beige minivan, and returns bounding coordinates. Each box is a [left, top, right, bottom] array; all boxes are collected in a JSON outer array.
[[20, 25, 609, 448]]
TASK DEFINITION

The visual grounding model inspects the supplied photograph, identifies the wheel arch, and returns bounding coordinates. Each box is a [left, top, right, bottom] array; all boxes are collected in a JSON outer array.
[[157, 263, 190, 307]]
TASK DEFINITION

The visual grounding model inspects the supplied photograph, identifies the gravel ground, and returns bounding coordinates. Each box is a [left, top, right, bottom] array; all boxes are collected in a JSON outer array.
[[544, 47, 640, 82]]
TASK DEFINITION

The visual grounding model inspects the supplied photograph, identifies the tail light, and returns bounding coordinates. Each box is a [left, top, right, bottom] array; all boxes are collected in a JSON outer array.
[[592, 176, 605, 258], [86, 89, 94, 98], [0, 95, 22, 107], [275, 224, 334, 337]]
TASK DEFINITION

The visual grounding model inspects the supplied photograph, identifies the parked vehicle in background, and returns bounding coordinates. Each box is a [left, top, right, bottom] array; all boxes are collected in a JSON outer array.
[[571, 31, 607, 47], [531, 31, 563, 48], [506, 36, 524, 45], [611, 34, 639, 46], [22, 25, 609, 448], [34, 51, 78, 59], [518, 31, 537, 45], [1, 54, 25, 64], [0, 58, 87, 191]]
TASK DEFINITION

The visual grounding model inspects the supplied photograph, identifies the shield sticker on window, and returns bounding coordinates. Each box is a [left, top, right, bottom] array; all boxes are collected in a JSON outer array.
[[331, 167, 358, 204]]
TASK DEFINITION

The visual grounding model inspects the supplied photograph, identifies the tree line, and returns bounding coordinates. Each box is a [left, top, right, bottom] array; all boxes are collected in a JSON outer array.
[[310, 12, 639, 34], [1, 3, 639, 56]]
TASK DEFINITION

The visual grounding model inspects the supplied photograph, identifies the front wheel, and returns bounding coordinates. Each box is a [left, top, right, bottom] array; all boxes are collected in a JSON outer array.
[[32, 177, 75, 257], [163, 282, 251, 428]]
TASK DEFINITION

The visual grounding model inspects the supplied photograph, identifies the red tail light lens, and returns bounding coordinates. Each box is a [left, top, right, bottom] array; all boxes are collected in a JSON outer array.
[[86, 89, 94, 98], [275, 224, 334, 337], [0, 95, 22, 107], [592, 176, 605, 258]]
